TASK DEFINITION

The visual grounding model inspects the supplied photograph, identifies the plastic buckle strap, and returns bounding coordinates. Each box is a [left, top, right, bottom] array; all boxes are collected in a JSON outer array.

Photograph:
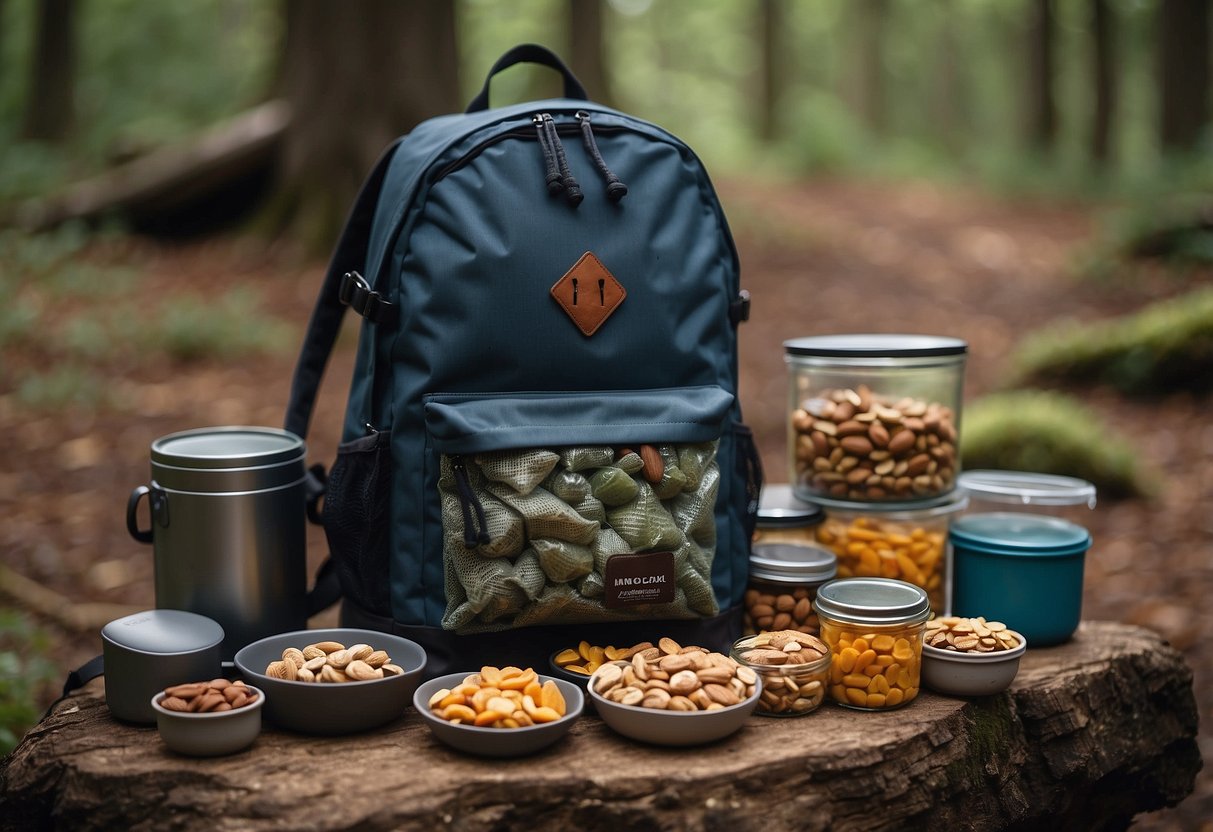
[[339, 271, 397, 325], [729, 289, 751, 325]]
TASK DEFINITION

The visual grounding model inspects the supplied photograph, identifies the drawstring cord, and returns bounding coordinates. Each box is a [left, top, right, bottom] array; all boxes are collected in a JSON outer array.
[[577, 111, 628, 202], [533, 114, 564, 196], [542, 113, 584, 207]]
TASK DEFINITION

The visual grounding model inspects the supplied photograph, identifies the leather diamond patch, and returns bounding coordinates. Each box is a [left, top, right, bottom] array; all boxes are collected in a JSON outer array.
[[550, 251, 626, 337]]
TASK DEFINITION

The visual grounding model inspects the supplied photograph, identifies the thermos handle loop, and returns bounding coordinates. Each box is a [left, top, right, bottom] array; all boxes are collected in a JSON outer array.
[[126, 486, 154, 543]]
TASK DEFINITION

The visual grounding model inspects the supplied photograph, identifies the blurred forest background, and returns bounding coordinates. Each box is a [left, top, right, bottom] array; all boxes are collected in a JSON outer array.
[[1, 1, 1212, 828]]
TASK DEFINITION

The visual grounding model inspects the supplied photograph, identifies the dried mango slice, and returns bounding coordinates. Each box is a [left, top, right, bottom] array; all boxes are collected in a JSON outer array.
[[553, 648, 581, 666], [540, 680, 566, 715]]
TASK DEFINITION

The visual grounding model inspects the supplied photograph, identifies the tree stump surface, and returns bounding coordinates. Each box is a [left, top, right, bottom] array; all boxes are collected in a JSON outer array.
[[1, 621, 1199, 831]]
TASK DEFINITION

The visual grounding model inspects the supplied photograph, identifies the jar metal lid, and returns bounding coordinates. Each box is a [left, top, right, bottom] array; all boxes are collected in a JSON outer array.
[[814, 578, 931, 625], [783, 334, 968, 358], [102, 610, 224, 655], [151, 426, 305, 470], [750, 542, 837, 584], [958, 470, 1097, 509], [758, 484, 824, 527], [950, 512, 1092, 557]]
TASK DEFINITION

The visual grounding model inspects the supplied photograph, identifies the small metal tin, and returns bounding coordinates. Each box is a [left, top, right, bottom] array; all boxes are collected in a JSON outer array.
[[814, 577, 931, 627]]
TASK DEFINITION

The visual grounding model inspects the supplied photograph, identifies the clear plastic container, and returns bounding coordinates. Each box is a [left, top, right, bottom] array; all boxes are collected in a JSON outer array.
[[785, 334, 967, 505], [730, 632, 831, 717], [814, 578, 931, 711], [814, 492, 967, 615], [957, 470, 1096, 527]]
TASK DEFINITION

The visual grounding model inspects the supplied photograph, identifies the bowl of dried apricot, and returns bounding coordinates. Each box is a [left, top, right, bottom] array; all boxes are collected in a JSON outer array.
[[587, 637, 761, 747], [920, 616, 1027, 697], [414, 665, 583, 757]]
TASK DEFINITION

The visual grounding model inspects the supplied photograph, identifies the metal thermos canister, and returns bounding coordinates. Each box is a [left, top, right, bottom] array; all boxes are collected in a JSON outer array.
[[127, 426, 308, 660]]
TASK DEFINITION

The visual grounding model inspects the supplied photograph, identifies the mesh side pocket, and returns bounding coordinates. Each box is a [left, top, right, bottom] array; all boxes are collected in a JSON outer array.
[[322, 430, 392, 616], [733, 422, 763, 542]]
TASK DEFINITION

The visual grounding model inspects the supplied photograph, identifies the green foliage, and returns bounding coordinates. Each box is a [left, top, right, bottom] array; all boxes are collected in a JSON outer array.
[[1008, 287, 1213, 395], [141, 287, 295, 362], [0, 610, 60, 755], [961, 390, 1151, 499]]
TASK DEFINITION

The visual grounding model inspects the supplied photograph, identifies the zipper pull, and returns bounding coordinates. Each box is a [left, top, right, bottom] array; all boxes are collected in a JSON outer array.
[[542, 113, 583, 207], [533, 113, 564, 196], [451, 456, 491, 548], [577, 111, 628, 202]]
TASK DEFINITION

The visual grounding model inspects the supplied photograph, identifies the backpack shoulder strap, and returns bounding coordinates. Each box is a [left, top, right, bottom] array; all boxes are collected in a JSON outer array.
[[284, 138, 403, 441]]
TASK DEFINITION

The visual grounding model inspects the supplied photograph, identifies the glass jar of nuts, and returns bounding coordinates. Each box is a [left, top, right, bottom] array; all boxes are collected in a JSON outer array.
[[730, 630, 831, 717], [784, 334, 967, 506], [814, 577, 931, 711]]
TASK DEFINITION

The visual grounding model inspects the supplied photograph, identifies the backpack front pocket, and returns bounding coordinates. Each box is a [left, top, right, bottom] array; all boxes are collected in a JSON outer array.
[[424, 386, 734, 634]]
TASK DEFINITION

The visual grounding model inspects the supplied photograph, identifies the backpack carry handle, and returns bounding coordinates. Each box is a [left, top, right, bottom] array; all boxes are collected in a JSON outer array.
[[466, 43, 588, 113]]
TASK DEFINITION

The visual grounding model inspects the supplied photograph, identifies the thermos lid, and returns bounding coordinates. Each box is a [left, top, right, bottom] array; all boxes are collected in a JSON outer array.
[[757, 484, 824, 528], [951, 512, 1092, 557], [814, 578, 931, 625], [102, 609, 224, 655], [784, 334, 968, 358], [151, 426, 304, 470], [750, 542, 837, 584], [958, 470, 1097, 509]]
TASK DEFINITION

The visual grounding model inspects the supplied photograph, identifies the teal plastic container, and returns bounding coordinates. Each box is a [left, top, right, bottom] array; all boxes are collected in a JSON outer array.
[[950, 513, 1092, 646]]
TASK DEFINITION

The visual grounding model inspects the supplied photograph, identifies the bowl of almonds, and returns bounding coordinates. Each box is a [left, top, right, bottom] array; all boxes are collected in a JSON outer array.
[[233, 628, 426, 734], [150, 679, 264, 756], [587, 637, 761, 747], [920, 616, 1027, 697], [414, 665, 583, 757]]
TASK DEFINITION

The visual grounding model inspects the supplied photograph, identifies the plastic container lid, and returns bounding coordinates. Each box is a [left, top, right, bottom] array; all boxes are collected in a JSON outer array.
[[958, 470, 1096, 509], [816, 489, 969, 518], [151, 426, 305, 470], [102, 609, 225, 655], [950, 513, 1092, 557], [757, 484, 824, 528], [814, 578, 931, 626], [750, 543, 837, 584], [784, 334, 968, 358]]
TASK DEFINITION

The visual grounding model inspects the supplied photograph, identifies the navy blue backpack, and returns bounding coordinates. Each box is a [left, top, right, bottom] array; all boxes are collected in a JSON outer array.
[[286, 45, 761, 676]]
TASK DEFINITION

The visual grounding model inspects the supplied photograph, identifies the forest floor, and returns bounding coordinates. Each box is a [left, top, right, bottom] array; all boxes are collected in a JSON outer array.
[[1, 176, 1210, 829]]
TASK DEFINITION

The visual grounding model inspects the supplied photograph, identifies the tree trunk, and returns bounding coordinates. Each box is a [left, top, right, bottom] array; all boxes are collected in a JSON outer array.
[[1158, 0, 1211, 152], [931, 0, 965, 153], [568, 0, 613, 108], [269, 0, 460, 252], [20, 0, 75, 142], [1090, 0, 1116, 164], [1026, 0, 1056, 151], [756, 0, 785, 142], [854, 0, 889, 136]]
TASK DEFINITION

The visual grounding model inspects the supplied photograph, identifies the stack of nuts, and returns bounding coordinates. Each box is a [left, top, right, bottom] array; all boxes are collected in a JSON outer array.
[[265, 640, 404, 683], [553, 640, 657, 676], [428, 666, 567, 728], [591, 637, 758, 711], [824, 629, 921, 709], [743, 585, 819, 636], [925, 617, 1024, 652], [731, 630, 829, 716], [791, 385, 957, 502], [159, 679, 258, 713]]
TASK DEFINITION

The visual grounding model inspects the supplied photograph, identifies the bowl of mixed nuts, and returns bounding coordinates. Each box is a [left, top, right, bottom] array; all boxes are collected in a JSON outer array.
[[150, 679, 264, 756], [233, 628, 426, 734], [587, 637, 761, 747], [414, 665, 583, 757], [920, 616, 1027, 697]]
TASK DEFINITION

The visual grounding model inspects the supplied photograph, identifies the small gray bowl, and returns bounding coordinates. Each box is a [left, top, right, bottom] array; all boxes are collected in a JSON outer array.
[[921, 637, 1028, 697], [413, 672, 583, 757], [233, 628, 426, 735], [588, 665, 760, 747], [151, 685, 263, 756]]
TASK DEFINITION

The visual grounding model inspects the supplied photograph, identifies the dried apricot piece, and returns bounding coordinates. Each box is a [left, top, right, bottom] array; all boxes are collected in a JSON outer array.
[[540, 680, 566, 716], [554, 648, 581, 666]]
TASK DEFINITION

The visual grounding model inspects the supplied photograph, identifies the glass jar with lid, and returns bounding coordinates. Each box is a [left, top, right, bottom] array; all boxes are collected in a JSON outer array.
[[814, 577, 931, 711], [745, 485, 836, 636], [784, 334, 967, 505], [958, 469, 1096, 527]]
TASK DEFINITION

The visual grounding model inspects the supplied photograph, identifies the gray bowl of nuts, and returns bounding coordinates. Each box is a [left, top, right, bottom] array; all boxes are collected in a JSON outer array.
[[730, 630, 831, 716], [587, 637, 761, 747], [151, 680, 264, 756], [920, 616, 1027, 697], [233, 628, 426, 735]]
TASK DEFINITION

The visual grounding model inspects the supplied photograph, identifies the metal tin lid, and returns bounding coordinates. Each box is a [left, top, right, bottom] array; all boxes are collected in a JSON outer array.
[[757, 484, 824, 528], [950, 512, 1092, 557], [151, 426, 305, 470], [784, 334, 968, 358], [814, 578, 931, 625], [958, 470, 1097, 509], [101, 609, 224, 655], [750, 542, 837, 584]]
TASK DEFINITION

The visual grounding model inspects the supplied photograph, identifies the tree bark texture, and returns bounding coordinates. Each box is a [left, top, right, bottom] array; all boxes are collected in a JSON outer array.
[[271, 0, 460, 251], [21, 0, 75, 142], [1090, 0, 1116, 164], [568, 0, 614, 108], [1158, 0, 1211, 152], [0, 622, 1199, 832], [1026, 0, 1057, 150]]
